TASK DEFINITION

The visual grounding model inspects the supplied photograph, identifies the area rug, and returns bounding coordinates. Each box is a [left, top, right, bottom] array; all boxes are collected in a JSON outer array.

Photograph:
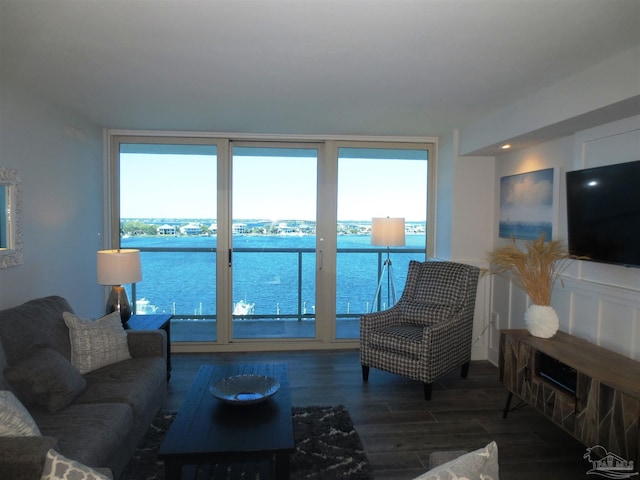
[[120, 405, 374, 480]]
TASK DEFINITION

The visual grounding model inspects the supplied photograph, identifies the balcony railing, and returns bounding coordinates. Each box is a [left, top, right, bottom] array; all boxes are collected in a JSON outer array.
[[129, 246, 426, 322]]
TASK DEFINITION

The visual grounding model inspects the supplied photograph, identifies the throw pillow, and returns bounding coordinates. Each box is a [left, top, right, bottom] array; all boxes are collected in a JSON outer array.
[[414, 441, 499, 480], [5, 347, 87, 413], [40, 449, 111, 480], [0, 390, 41, 436], [63, 311, 131, 374]]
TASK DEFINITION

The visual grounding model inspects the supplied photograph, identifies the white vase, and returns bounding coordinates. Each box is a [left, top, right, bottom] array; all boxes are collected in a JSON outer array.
[[525, 305, 559, 338]]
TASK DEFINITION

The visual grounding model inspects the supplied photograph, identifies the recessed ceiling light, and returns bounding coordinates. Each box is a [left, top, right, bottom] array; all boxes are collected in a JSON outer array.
[[501, 144, 511, 150]]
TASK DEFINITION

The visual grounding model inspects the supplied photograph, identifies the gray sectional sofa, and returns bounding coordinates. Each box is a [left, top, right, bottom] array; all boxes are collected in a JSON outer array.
[[0, 296, 167, 479]]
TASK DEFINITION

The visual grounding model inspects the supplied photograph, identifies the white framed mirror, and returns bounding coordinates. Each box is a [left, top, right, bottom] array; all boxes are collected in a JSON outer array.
[[0, 167, 23, 268]]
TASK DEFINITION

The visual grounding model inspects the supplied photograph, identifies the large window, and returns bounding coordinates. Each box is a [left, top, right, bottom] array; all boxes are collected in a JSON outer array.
[[109, 134, 434, 351]]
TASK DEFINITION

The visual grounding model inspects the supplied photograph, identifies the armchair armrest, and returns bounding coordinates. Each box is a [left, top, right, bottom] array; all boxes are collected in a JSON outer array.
[[421, 309, 473, 372], [360, 306, 403, 334], [0, 435, 58, 480], [126, 329, 166, 361]]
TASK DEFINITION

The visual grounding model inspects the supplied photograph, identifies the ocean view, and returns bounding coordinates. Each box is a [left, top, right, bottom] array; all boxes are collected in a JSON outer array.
[[122, 233, 426, 319]]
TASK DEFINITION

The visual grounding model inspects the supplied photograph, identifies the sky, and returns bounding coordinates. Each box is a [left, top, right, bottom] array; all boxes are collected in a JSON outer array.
[[120, 152, 428, 222]]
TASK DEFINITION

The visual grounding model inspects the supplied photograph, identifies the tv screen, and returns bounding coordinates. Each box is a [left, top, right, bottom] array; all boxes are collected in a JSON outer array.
[[566, 160, 640, 268]]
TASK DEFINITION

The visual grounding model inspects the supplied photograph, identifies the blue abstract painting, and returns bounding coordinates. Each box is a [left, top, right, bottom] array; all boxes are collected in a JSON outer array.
[[499, 168, 554, 240]]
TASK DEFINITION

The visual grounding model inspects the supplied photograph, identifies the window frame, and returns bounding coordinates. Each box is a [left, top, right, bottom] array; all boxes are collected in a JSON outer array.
[[106, 131, 436, 352]]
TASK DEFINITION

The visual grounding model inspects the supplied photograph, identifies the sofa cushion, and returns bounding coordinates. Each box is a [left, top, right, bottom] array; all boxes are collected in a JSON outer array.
[[40, 449, 111, 480], [32, 402, 133, 468], [75, 356, 166, 421], [5, 347, 86, 413], [0, 436, 59, 480], [0, 390, 41, 436], [369, 324, 424, 359], [413, 441, 499, 480], [63, 312, 131, 374], [0, 296, 74, 365]]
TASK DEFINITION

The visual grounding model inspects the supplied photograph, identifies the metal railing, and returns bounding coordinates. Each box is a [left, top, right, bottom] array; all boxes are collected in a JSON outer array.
[[130, 246, 425, 321]]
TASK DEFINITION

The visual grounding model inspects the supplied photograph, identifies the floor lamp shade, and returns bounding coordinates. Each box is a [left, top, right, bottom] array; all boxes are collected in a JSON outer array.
[[370, 217, 405, 311], [97, 249, 142, 323], [371, 217, 405, 247]]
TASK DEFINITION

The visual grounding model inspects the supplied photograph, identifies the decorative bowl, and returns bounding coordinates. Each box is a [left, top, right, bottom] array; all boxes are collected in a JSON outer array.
[[209, 374, 280, 405]]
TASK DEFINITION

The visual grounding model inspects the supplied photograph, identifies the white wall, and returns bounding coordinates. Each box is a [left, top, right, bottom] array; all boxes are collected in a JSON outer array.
[[434, 130, 496, 360], [486, 116, 640, 364], [435, 129, 495, 262], [0, 80, 105, 317], [434, 132, 454, 260]]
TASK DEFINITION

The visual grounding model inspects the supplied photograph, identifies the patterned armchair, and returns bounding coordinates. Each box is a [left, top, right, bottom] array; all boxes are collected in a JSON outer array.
[[360, 260, 480, 400]]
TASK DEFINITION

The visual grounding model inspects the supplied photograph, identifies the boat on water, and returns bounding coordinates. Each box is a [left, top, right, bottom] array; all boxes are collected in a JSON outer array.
[[233, 300, 255, 316], [136, 298, 159, 315]]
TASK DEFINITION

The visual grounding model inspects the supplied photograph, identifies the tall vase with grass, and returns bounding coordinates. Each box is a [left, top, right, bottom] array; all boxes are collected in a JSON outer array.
[[488, 234, 574, 338]]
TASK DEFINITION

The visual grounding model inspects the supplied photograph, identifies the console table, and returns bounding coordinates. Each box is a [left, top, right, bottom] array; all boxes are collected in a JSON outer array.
[[499, 329, 640, 466], [126, 314, 172, 380]]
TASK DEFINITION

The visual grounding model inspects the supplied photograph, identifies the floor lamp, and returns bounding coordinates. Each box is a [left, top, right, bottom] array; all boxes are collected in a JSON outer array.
[[370, 217, 405, 312], [97, 249, 142, 324]]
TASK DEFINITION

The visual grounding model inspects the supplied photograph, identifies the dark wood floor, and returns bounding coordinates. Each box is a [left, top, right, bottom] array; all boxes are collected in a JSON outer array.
[[165, 350, 590, 479]]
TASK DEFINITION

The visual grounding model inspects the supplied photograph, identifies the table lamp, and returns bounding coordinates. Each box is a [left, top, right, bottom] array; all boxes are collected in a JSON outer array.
[[97, 249, 142, 324]]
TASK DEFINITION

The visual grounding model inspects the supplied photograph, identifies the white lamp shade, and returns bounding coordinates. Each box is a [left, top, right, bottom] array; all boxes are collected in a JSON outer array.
[[371, 217, 405, 247], [97, 249, 142, 285]]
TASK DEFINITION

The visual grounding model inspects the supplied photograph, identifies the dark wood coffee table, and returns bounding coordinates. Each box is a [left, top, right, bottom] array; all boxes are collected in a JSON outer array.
[[157, 363, 294, 479]]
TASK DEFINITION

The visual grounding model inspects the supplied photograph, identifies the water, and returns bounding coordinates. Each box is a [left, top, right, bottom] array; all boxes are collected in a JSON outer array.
[[499, 221, 552, 240], [122, 234, 426, 317]]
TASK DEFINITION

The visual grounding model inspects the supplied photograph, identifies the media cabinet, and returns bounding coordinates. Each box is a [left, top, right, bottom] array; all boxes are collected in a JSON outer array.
[[499, 329, 640, 465]]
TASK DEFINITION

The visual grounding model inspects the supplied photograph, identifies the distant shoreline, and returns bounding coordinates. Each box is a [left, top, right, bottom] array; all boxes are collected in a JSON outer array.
[[121, 218, 426, 238]]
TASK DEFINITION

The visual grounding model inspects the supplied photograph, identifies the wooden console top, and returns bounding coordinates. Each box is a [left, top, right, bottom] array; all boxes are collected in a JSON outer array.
[[502, 329, 640, 399]]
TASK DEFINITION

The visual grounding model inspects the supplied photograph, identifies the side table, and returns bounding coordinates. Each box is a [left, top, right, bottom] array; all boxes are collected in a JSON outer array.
[[125, 314, 173, 380]]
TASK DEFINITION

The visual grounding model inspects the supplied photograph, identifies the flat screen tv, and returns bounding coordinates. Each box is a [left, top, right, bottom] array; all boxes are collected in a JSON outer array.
[[566, 160, 640, 268]]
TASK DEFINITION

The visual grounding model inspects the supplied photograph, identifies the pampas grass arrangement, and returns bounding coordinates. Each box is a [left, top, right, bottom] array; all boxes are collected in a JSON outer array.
[[487, 233, 573, 306]]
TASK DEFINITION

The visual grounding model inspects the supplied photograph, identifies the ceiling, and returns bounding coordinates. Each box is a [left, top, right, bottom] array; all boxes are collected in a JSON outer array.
[[2, 0, 639, 143]]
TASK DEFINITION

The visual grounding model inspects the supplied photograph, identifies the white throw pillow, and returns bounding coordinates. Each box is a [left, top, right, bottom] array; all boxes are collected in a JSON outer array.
[[414, 441, 499, 480], [40, 449, 111, 480], [0, 390, 41, 437], [63, 311, 131, 374]]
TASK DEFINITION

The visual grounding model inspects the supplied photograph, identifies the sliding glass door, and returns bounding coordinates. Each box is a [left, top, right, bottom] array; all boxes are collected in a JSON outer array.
[[335, 145, 429, 339], [231, 144, 319, 340], [117, 141, 219, 342], [112, 135, 432, 348]]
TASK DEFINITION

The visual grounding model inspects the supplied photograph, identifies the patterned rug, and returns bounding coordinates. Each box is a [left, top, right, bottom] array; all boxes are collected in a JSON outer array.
[[121, 405, 374, 480]]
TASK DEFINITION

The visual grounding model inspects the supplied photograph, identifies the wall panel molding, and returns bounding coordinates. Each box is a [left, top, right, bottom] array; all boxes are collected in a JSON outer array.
[[488, 273, 640, 365]]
